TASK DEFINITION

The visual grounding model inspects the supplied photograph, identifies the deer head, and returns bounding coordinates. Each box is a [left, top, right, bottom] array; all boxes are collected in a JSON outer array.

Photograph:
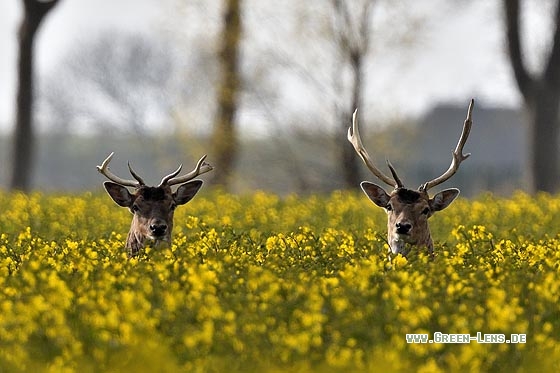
[[348, 99, 474, 256], [97, 152, 213, 256]]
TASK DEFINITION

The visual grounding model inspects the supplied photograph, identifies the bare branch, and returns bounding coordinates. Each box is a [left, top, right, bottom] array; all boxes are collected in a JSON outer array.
[[332, 0, 374, 58], [504, 0, 534, 100], [358, 0, 375, 53], [23, 0, 60, 18], [544, 0, 560, 89]]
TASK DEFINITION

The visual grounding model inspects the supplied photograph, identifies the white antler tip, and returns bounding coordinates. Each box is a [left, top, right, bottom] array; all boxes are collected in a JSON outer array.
[[197, 155, 213, 171], [97, 152, 142, 188], [97, 152, 115, 171], [352, 109, 358, 126], [160, 155, 213, 186], [467, 99, 475, 118], [348, 110, 360, 142]]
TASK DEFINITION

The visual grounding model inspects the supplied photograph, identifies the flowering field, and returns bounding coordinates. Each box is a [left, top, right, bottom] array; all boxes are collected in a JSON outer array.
[[0, 189, 559, 372]]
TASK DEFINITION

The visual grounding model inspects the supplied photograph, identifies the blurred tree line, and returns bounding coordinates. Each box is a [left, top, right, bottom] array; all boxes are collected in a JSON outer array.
[[8, 0, 560, 194]]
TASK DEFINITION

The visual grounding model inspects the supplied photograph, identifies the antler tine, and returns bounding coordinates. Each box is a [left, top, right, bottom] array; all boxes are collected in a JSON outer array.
[[158, 164, 183, 187], [420, 99, 474, 192], [347, 109, 399, 188], [96, 152, 142, 188], [127, 162, 146, 186], [159, 155, 213, 187], [386, 160, 404, 189]]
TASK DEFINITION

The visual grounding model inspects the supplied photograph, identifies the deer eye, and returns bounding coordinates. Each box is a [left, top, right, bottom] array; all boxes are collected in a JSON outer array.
[[386, 203, 393, 212], [421, 207, 430, 215], [131, 204, 140, 213]]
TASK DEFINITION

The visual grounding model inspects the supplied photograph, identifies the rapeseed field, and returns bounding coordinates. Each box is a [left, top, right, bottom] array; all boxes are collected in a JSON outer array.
[[0, 190, 559, 372]]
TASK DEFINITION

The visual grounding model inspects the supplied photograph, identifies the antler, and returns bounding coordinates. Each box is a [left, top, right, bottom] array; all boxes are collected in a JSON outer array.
[[97, 152, 145, 188], [127, 162, 146, 186], [419, 99, 474, 192], [347, 109, 403, 188], [158, 155, 213, 187]]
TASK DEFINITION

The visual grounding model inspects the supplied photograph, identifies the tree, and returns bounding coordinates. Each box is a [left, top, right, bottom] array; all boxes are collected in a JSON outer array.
[[41, 32, 180, 135], [11, 0, 60, 191], [210, 0, 243, 188], [504, 0, 560, 193], [332, 0, 375, 188]]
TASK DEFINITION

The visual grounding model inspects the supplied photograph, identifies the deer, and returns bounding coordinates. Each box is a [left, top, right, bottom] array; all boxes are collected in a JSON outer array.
[[97, 152, 213, 256], [348, 99, 474, 257]]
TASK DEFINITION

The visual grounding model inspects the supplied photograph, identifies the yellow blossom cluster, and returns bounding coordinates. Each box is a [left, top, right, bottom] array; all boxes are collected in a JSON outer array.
[[0, 190, 559, 371]]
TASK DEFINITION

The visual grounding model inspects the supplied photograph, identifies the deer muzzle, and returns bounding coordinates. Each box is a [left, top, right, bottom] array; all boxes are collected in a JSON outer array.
[[148, 219, 168, 238], [395, 221, 412, 235]]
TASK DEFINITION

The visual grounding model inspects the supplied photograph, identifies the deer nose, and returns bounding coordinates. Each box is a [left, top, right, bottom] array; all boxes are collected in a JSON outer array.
[[149, 223, 168, 237], [396, 222, 412, 234]]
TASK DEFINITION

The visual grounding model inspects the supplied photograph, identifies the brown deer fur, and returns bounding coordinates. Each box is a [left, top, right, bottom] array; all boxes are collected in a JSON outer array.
[[104, 182, 202, 256], [361, 182, 458, 255]]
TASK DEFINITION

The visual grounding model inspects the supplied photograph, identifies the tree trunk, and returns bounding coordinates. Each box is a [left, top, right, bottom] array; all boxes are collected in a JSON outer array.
[[12, 17, 35, 191], [11, 0, 59, 191], [528, 88, 560, 193], [504, 0, 560, 193], [341, 54, 363, 188], [332, 0, 374, 189], [210, 0, 242, 188]]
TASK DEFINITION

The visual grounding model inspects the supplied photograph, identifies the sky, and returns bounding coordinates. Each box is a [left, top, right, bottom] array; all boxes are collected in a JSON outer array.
[[0, 0, 551, 135]]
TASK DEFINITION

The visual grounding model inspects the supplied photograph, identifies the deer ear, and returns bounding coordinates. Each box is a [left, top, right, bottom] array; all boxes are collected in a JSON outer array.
[[174, 180, 203, 206], [429, 188, 460, 212], [103, 182, 133, 207], [360, 181, 391, 208]]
